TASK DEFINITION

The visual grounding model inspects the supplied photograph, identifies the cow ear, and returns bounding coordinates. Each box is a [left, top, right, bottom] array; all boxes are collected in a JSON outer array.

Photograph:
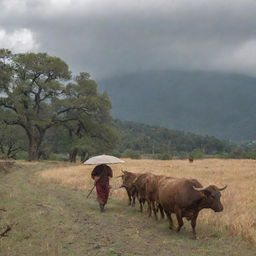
[[203, 189, 211, 197]]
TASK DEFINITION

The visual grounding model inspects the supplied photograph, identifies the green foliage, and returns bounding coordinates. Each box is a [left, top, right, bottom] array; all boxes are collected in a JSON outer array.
[[48, 153, 68, 161], [108, 150, 122, 158], [123, 149, 141, 159], [191, 149, 204, 159], [57, 73, 118, 162], [0, 121, 26, 159], [16, 151, 29, 160], [245, 150, 256, 159], [154, 153, 172, 160], [228, 148, 245, 159], [222, 148, 256, 159], [114, 119, 231, 159]]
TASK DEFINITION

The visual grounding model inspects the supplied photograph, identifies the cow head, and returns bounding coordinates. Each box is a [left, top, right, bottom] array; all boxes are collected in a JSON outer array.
[[116, 170, 125, 178], [193, 185, 227, 212], [117, 170, 133, 188]]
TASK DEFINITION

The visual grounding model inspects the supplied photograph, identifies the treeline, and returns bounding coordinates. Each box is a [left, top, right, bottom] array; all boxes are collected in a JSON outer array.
[[113, 120, 233, 159], [0, 117, 234, 161]]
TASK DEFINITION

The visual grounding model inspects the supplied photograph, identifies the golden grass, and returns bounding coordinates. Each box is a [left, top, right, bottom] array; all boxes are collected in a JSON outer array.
[[40, 158, 256, 242], [15, 160, 40, 166]]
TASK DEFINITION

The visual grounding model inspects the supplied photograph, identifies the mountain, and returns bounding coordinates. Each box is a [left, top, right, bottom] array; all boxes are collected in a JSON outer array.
[[98, 70, 256, 142]]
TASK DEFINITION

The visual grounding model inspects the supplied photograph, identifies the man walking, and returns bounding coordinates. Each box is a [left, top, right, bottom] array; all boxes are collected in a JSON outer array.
[[91, 164, 113, 212]]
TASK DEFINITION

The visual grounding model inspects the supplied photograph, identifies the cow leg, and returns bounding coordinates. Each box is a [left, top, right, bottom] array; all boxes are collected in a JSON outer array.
[[191, 213, 199, 240], [125, 188, 132, 205], [164, 210, 173, 229], [128, 193, 132, 206], [139, 199, 143, 212], [152, 201, 158, 220], [147, 200, 152, 217], [136, 192, 143, 212], [132, 195, 136, 206], [158, 204, 165, 219], [131, 189, 136, 206], [175, 208, 184, 232]]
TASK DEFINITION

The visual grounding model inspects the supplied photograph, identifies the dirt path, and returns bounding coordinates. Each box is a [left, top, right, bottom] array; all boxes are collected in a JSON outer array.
[[0, 161, 255, 256]]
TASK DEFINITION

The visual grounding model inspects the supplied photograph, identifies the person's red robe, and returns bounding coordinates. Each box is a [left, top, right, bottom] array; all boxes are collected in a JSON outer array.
[[91, 164, 113, 205], [96, 183, 110, 205]]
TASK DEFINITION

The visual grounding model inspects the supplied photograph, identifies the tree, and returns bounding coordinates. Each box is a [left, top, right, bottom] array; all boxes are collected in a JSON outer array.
[[0, 50, 117, 161], [62, 73, 118, 162], [0, 49, 71, 160], [0, 120, 26, 159]]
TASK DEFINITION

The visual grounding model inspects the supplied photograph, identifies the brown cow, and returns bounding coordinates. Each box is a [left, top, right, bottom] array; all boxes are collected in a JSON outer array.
[[133, 173, 152, 213], [158, 178, 227, 239], [119, 170, 139, 206], [188, 156, 194, 163], [145, 175, 175, 220]]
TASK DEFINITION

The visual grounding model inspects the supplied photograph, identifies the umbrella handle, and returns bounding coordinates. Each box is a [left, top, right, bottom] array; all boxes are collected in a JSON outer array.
[[86, 185, 96, 198]]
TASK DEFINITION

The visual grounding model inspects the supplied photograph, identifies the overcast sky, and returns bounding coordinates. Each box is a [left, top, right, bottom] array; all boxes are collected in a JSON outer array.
[[0, 0, 256, 79]]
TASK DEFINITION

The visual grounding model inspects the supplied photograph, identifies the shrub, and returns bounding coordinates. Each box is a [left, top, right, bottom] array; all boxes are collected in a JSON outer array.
[[16, 151, 29, 160], [245, 150, 256, 159], [49, 153, 69, 161], [123, 149, 141, 159], [108, 150, 122, 158], [0, 153, 7, 160], [154, 153, 172, 160], [175, 151, 189, 160], [191, 149, 204, 159]]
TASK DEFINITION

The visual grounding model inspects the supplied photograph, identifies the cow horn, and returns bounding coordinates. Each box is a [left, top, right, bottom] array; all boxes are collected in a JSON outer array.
[[217, 185, 228, 191], [132, 177, 138, 184], [115, 175, 123, 178], [192, 186, 207, 191], [121, 170, 125, 174]]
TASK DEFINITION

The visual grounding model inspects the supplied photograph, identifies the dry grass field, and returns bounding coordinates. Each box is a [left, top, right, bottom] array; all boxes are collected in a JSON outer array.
[[40, 158, 256, 243]]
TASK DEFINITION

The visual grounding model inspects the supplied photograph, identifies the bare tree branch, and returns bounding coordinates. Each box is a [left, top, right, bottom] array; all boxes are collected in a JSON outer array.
[[0, 225, 11, 237], [57, 107, 90, 115], [0, 101, 18, 113]]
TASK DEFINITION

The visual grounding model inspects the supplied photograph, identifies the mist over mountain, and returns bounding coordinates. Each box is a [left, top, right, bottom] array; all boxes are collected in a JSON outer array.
[[98, 70, 256, 142]]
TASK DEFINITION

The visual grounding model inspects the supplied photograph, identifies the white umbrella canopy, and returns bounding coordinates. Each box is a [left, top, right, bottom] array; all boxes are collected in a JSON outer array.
[[83, 154, 125, 165]]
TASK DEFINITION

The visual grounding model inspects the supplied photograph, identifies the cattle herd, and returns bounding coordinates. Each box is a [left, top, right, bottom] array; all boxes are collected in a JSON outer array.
[[119, 170, 227, 239]]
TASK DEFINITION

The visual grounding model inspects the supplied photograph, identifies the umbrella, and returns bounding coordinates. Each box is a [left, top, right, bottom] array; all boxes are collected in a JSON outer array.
[[83, 154, 124, 165]]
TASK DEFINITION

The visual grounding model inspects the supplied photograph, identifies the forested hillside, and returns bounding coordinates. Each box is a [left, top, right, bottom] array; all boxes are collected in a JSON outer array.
[[113, 119, 231, 159], [99, 70, 256, 142]]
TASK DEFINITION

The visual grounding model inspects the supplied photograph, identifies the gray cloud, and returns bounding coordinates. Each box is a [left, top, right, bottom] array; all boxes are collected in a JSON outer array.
[[0, 0, 256, 79]]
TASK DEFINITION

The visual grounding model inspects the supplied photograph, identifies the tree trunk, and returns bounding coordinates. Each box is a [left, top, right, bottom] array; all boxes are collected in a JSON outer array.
[[80, 151, 89, 163], [69, 148, 78, 162], [28, 131, 45, 161], [28, 137, 40, 161]]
